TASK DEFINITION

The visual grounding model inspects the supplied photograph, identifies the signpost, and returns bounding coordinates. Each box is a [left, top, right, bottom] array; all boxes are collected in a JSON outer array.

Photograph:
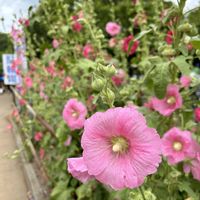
[[2, 54, 21, 85]]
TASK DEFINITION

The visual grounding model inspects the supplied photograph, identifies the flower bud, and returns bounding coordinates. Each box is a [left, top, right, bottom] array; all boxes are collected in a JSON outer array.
[[178, 23, 192, 33], [196, 49, 200, 56], [92, 78, 105, 91], [161, 47, 176, 56], [105, 65, 116, 77], [101, 88, 115, 107]]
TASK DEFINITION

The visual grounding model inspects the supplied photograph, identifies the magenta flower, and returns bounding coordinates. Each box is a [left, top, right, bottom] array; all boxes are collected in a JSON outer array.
[[68, 157, 93, 183], [105, 22, 121, 36], [82, 44, 94, 59], [162, 127, 195, 165], [151, 84, 182, 116], [34, 132, 43, 142], [63, 99, 87, 130], [112, 69, 126, 86], [194, 108, 200, 122], [24, 77, 33, 88], [180, 75, 191, 88], [78, 107, 161, 190], [165, 30, 173, 45], [122, 35, 139, 55]]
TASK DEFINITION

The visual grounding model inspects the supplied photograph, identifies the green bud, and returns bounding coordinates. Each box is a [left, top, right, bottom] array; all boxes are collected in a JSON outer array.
[[178, 23, 192, 33], [105, 65, 116, 77], [196, 49, 200, 56], [92, 78, 105, 91], [101, 88, 115, 107], [161, 47, 176, 56], [61, 26, 69, 34]]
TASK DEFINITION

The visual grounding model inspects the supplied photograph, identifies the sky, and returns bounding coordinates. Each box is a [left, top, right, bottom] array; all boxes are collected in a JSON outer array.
[[0, 0, 199, 33], [0, 0, 39, 33]]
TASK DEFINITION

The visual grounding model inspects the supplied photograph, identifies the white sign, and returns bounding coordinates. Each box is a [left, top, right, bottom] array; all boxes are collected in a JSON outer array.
[[2, 54, 20, 85]]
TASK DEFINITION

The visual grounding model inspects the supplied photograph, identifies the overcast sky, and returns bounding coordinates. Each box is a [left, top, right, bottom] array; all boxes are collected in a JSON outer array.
[[0, 0, 39, 33], [0, 0, 199, 33]]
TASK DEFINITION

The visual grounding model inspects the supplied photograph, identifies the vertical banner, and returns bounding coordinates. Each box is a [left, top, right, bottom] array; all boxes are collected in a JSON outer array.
[[2, 54, 21, 85]]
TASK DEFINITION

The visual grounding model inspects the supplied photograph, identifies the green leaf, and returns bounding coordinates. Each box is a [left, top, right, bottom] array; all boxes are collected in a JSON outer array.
[[190, 38, 200, 49], [172, 56, 191, 75], [178, 181, 199, 200], [153, 63, 169, 99]]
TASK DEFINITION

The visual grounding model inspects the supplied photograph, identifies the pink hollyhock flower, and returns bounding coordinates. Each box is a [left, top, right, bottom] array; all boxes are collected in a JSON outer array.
[[105, 22, 121, 36], [72, 22, 83, 32], [112, 69, 126, 86], [82, 44, 94, 59], [11, 58, 22, 70], [194, 107, 200, 122], [64, 135, 72, 147], [67, 157, 93, 183], [144, 98, 154, 110], [180, 75, 192, 88], [10, 26, 23, 43], [39, 148, 45, 159], [122, 35, 139, 55], [61, 76, 74, 90], [183, 141, 200, 181], [34, 132, 43, 142], [46, 61, 57, 77], [19, 99, 26, 106], [79, 107, 161, 190], [63, 99, 87, 130], [151, 84, 182, 116], [52, 39, 60, 48], [162, 127, 195, 165], [165, 30, 173, 45], [19, 18, 30, 27], [109, 38, 117, 48], [24, 77, 33, 88]]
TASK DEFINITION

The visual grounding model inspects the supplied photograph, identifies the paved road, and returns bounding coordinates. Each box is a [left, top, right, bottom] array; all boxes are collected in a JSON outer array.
[[0, 92, 27, 200]]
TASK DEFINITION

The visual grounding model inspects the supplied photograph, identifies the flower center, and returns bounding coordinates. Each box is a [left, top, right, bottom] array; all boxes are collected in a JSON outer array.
[[173, 141, 183, 151], [72, 111, 79, 118], [167, 96, 176, 105], [111, 136, 129, 154]]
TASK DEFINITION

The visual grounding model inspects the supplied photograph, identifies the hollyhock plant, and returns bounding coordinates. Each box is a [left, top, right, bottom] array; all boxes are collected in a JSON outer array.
[[24, 77, 33, 88], [34, 132, 43, 142], [105, 22, 121, 36], [11, 58, 22, 70], [61, 76, 74, 90], [112, 69, 126, 86], [63, 99, 87, 130], [122, 35, 139, 55], [151, 84, 182, 116], [180, 75, 192, 88], [68, 107, 161, 190], [67, 157, 93, 183], [162, 127, 195, 165], [194, 107, 200, 122]]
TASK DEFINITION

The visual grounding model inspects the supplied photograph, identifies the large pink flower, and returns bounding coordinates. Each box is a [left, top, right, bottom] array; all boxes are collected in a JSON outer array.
[[122, 35, 139, 55], [63, 99, 87, 130], [67, 157, 93, 183], [80, 107, 161, 190], [162, 127, 195, 165], [151, 84, 182, 116], [105, 22, 121, 36]]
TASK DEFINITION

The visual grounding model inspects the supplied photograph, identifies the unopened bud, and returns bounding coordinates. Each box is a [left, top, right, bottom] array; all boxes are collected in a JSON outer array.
[[178, 23, 192, 33], [92, 78, 105, 91], [101, 88, 115, 107], [161, 47, 176, 56]]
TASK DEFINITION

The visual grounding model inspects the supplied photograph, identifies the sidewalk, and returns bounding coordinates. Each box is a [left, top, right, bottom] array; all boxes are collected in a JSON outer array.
[[0, 92, 27, 200]]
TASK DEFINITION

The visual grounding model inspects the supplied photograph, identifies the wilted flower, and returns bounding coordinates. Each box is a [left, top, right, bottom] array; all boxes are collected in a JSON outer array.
[[180, 75, 192, 88], [52, 39, 60, 48], [165, 30, 173, 45], [82, 44, 94, 59], [112, 69, 126, 86], [34, 132, 43, 142]]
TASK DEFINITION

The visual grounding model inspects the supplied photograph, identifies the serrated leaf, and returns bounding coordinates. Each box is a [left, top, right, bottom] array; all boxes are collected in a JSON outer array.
[[172, 56, 191, 75], [154, 63, 169, 99]]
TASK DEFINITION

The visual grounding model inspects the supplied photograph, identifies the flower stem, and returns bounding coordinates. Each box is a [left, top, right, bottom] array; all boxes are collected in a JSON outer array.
[[139, 187, 146, 200]]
